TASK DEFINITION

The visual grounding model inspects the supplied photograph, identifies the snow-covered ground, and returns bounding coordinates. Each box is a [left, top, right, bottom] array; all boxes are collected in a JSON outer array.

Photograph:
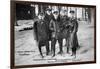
[[15, 20, 34, 31], [15, 20, 95, 66]]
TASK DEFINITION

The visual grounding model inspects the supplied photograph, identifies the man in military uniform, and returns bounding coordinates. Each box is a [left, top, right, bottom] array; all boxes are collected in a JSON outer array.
[[68, 10, 79, 58], [60, 10, 71, 54], [44, 8, 53, 41], [49, 10, 63, 57]]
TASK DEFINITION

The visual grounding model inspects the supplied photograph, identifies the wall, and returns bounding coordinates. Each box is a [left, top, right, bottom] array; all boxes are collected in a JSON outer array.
[[0, 0, 100, 69]]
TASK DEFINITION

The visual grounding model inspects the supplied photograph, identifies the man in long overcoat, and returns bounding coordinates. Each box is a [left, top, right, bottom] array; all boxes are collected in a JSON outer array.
[[49, 10, 63, 56], [33, 13, 50, 57], [69, 10, 79, 57], [44, 8, 53, 41], [60, 10, 71, 53]]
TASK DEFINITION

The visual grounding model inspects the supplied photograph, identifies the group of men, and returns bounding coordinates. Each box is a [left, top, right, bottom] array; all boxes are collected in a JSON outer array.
[[33, 8, 79, 58]]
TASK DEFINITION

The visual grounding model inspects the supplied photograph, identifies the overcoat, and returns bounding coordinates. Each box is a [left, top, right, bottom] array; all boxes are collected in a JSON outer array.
[[49, 15, 62, 39], [69, 17, 79, 50], [33, 18, 49, 45], [44, 13, 53, 40]]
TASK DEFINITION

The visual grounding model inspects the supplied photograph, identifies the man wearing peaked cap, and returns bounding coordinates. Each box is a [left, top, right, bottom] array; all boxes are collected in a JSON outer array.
[[69, 10, 76, 19], [44, 8, 53, 50], [68, 10, 79, 57]]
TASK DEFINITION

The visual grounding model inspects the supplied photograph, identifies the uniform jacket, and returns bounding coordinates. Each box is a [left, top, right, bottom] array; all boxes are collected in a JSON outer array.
[[69, 17, 79, 48], [49, 15, 62, 39]]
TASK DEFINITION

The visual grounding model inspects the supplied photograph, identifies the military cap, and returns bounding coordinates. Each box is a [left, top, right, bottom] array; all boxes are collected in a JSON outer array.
[[70, 10, 75, 13], [46, 8, 52, 11], [53, 10, 59, 14]]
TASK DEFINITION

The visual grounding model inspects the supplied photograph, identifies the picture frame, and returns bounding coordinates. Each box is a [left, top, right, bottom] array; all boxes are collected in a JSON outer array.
[[10, 0, 96, 69]]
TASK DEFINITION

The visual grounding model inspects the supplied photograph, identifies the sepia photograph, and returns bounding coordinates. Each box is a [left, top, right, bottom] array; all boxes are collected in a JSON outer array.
[[11, 1, 96, 68]]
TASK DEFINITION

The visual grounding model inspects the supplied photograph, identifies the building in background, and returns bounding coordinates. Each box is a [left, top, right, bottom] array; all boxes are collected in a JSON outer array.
[[16, 4, 94, 25]]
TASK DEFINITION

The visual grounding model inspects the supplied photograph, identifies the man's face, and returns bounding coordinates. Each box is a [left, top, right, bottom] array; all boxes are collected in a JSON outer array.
[[60, 11, 64, 16], [70, 13, 75, 18], [60, 11, 67, 16], [64, 11, 67, 16], [38, 15, 44, 20], [53, 13, 59, 19], [46, 11, 51, 15]]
